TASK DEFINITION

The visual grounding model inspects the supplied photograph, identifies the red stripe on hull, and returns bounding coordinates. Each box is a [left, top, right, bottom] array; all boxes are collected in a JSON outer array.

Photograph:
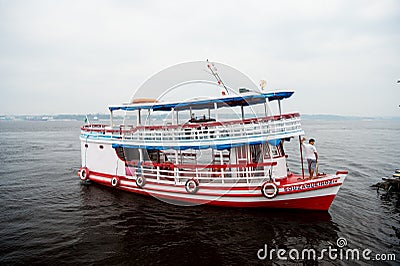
[[85, 171, 341, 211], [209, 194, 336, 210], [88, 174, 337, 211], [117, 185, 336, 211], [88, 171, 341, 198]]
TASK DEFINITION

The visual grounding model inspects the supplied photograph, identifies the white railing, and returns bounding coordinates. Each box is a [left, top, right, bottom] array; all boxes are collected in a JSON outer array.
[[124, 114, 302, 144], [81, 113, 304, 145], [127, 162, 276, 186]]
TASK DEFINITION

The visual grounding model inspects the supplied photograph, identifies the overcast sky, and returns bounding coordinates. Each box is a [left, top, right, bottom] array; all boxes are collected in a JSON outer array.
[[0, 0, 399, 116]]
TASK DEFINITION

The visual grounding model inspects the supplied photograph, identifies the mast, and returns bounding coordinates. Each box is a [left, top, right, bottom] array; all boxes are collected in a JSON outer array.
[[207, 60, 229, 95]]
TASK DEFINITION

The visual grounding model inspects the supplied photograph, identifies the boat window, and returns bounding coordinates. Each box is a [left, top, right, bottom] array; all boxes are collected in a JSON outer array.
[[147, 150, 167, 163], [115, 148, 155, 162], [237, 145, 248, 163], [270, 145, 279, 157], [263, 144, 270, 159], [250, 144, 263, 163], [179, 150, 197, 164], [124, 148, 140, 161], [197, 149, 214, 165], [212, 149, 230, 165], [121, 148, 149, 162], [115, 147, 125, 161], [148, 150, 159, 162], [263, 144, 280, 159], [278, 141, 285, 156], [188, 115, 216, 123]]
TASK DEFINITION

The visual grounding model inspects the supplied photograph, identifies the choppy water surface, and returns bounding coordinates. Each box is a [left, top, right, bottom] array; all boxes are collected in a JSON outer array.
[[0, 120, 399, 265]]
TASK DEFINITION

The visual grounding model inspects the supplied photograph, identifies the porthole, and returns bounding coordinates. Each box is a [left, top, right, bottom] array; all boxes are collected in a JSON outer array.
[[85, 144, 88, 148], [99, 145, 104, 149]]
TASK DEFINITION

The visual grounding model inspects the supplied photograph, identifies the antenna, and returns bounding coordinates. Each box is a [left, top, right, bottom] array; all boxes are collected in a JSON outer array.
[[259, 80, 266, 90], [206, 59, 229, 95]]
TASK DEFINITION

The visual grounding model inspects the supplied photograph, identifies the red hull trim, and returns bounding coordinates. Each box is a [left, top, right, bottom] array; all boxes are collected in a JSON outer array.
[[117, 185, 336, 211], [88, 175, 337, 211], [88, 170, 341, 198]]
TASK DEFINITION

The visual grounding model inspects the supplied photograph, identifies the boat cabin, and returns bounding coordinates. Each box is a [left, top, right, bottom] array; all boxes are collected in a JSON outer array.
[[81, 91, 304, 184]]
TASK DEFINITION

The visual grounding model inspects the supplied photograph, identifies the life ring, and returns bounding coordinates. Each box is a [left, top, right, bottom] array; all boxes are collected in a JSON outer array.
[[79, 167, 90, 180], [136, 175, 146, 188], [185, 179, 199, 194], [261, 182, 278, 199], [111, 177, 120, 187]]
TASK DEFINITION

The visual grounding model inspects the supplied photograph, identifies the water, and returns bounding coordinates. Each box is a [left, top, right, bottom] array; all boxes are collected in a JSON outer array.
[[0, 120, 399, 265]]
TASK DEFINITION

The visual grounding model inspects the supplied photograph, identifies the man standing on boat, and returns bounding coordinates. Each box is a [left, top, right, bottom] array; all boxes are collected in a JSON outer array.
[[301, 137, 318, 179]]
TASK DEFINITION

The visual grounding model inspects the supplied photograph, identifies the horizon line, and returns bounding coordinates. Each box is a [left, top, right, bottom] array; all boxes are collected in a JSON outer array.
[[1, 113, 400, 119]]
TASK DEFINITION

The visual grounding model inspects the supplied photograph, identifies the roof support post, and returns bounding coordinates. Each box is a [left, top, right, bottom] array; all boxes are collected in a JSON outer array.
[[278, 99, 282, 117], [214, 102, 218, 121], [110, 110, 114, 127], [139, 148, 143, 161], [264, 99, 268, 117], [137, 109, 141, 126]]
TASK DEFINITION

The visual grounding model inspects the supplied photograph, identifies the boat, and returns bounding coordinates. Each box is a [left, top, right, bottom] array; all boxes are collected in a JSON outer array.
[[78, 61, 348, 211]]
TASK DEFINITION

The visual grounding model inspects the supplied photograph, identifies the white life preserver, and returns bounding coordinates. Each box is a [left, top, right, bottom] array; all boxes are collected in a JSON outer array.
[[261, 182, 278, 199], [111, 177, 120, 187], [185, 179, 199, 194], [136, 175, 146, 188], [79, 167, 90, 181]]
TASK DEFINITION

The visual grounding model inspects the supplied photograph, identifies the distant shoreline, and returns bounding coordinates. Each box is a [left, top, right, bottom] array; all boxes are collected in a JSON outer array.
[[1, 114, 399, 121]]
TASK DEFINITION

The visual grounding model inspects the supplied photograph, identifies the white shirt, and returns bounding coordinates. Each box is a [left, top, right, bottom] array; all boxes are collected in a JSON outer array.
[[303, 143, 317, 160]]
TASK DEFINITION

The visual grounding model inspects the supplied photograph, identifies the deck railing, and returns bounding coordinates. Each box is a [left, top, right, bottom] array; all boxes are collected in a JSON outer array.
[[81, 112, 304, 144], [126, 161, 278, 185]]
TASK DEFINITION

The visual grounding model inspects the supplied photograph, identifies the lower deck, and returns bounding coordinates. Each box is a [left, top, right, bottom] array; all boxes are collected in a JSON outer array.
[[80, 167, 346, 210]]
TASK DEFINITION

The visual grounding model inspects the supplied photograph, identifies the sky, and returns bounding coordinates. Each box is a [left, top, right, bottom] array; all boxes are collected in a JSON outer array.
[[0, 0, 399, 117]]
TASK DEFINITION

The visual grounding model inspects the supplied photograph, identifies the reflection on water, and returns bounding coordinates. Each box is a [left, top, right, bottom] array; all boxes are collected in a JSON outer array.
[[73, 183, 339, 265]]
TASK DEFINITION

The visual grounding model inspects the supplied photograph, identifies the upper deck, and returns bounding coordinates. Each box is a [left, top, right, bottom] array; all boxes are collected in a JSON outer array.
[[81, 112, 304, 150], [81, 89, 304, 149]]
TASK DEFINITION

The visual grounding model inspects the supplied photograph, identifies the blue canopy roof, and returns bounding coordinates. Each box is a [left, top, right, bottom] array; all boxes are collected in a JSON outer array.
[[109, 91, 294, 112]]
